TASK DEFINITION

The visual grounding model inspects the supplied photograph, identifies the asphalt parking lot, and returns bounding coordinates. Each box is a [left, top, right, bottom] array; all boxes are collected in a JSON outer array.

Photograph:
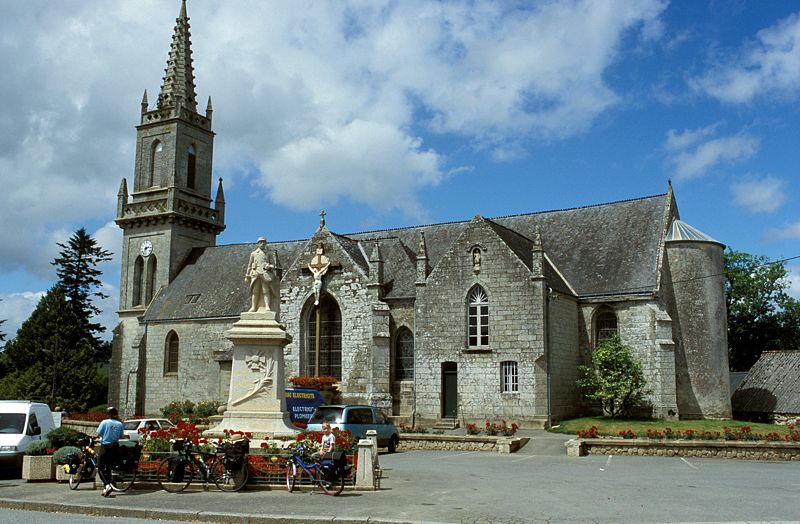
[[1, 431, 798, 524]]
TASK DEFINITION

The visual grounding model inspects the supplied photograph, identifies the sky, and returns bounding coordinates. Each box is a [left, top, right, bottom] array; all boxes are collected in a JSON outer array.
[[0, 0, 799, 343]]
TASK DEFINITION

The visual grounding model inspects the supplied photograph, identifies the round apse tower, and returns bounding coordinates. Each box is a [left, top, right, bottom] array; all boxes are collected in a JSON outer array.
[[664, 220, 732, 419]]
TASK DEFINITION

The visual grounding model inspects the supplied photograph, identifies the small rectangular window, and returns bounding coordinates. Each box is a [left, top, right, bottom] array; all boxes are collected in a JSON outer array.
[[501, 361, 518, 393]]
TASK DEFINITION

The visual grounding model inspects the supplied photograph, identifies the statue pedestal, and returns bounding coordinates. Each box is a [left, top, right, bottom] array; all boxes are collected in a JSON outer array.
[[206, 311, 297, 438]]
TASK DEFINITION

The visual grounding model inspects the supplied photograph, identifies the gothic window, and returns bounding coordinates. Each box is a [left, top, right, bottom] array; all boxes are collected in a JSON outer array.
[[305, 294, 342, 379], [395, 328, 414, 381], [501, 361, 518, 393], [467, 286, 489, 348], [148, 140, 162, 188], [187, 144, 197, 190], [164, 331, 179, 374], [145, 256, 157, 305], [594, 308, 618, 346], [132, 256, 144, 307]]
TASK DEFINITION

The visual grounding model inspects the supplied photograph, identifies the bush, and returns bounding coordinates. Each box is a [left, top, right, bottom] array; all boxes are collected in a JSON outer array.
[[577, 336, 649, 418], [46, 426, 84, 449], [25, 439, 54, 456], [52, 446, 81, 465], [160, 399, 221, 424]]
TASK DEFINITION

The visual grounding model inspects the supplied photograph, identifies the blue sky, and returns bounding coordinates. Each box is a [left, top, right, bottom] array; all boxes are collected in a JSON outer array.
[[0, 0, 798, 341]]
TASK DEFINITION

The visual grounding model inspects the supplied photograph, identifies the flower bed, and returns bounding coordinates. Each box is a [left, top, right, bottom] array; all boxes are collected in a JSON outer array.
[[566, 438, 800, 460]]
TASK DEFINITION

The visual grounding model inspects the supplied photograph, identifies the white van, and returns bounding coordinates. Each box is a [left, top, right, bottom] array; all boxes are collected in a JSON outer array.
[[0, 401, 57, 471]]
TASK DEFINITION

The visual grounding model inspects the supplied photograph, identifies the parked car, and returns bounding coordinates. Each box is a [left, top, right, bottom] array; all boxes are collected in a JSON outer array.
[[306, 405, 400, 453], [0, 401, 57, 472], [122, 418, 175, 441]]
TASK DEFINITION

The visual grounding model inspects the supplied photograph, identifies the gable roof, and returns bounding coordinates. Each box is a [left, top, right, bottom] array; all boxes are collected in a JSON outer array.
[[143, 192, 673, 321], [731, 350, 800, 415]]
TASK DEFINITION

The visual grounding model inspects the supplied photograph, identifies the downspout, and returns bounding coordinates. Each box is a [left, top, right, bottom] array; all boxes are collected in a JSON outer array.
[[412, 305, 417, 428], [545, 286, 552, 428]]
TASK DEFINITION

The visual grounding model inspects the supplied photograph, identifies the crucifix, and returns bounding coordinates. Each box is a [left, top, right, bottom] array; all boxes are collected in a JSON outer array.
[[304, 243, 340, 377]]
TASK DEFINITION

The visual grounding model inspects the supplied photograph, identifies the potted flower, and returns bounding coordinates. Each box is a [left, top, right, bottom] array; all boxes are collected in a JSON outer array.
[[53, 445, 81, 482], [288, 375, 340, 403], [22, 440, 56, 481]]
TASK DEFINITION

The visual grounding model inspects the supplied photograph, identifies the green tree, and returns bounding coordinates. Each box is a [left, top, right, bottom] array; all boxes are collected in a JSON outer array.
[[0, 287, 99, 412], [52, 228, 113, 361], [577, 336, 649, 419], [724, 249, 800, 371]]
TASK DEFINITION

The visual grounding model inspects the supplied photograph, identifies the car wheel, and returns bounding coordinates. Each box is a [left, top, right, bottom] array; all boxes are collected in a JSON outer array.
[[388, 435, 399, 453]]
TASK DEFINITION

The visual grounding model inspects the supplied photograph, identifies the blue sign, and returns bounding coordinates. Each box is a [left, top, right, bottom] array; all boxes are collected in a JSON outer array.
[[285, 388, 324, 424]]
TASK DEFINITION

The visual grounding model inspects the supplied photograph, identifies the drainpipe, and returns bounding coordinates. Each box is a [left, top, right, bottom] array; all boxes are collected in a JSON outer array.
[[412, 305, 417, 428], [545, 286, 552, 429]]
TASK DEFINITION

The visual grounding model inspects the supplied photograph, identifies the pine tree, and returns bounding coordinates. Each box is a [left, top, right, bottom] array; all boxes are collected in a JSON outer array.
[[0, 287, 100, 412], [52, 228, 113, 361]]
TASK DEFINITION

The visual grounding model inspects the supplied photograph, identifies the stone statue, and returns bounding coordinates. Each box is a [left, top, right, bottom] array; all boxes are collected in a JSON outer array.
[[246, 236, 279, 313], [308, 259, 331, 306]]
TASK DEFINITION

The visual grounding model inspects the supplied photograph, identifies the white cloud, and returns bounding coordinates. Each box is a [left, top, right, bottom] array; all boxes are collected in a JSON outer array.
[[691, 12, 800, 103], [731, 175, 788, 213], [766, 221, 800, 241], [788, 266, 800, 300], [0, 291, 45, 343], [664, 125, 759, 180], [0, 0, 668, 284]]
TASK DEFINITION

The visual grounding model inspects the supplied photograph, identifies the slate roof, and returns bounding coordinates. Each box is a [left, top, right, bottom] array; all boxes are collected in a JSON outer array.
[[731, 350, 800, 415], [144, 192, 673, 321]]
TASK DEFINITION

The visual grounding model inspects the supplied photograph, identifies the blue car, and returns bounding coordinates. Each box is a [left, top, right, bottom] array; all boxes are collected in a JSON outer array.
[[306, 405, 400, 453]]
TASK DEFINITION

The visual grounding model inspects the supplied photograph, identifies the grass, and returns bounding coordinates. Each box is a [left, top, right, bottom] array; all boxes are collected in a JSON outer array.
[[549, 416, 795, 438]]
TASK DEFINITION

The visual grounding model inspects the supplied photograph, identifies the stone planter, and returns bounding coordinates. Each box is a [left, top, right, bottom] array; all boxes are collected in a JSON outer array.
[[55, 463, 70, 482], [22, 455, 55, 481]]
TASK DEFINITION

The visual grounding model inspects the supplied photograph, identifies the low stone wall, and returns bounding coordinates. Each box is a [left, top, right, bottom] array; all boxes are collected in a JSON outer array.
[[399, 434, 528, 454], [565, 438, 800, 461]]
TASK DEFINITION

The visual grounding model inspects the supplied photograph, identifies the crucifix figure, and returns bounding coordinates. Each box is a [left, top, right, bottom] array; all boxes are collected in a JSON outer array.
[[307, 244, 331, 306]]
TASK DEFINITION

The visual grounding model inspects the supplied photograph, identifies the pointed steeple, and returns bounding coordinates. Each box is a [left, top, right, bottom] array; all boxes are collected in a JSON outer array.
[[157, 0, 197, 113], [206, 95, 213, 120], [141, 90, 149, 114]]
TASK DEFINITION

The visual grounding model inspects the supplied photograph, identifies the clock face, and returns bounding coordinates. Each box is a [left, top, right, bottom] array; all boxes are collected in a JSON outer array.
[[140, 240, 153, 258]]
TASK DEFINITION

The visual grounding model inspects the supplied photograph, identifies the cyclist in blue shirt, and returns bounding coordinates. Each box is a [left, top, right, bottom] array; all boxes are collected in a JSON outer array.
[[94, 406, 124, 497]]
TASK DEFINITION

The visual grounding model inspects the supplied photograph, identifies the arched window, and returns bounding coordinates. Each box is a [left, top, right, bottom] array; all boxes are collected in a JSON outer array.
[[148, 140, 162, 188], [395, 328, 414, 380], [165, 331, 179, 374], [467, 286, 489, 347], [501, 361, 518, 393], [187, 144, 196, 190], [145, 256, 157, 305], [132, 256, 144, 307], [594, 307, 618, 346], [305, 294, 342, 379]]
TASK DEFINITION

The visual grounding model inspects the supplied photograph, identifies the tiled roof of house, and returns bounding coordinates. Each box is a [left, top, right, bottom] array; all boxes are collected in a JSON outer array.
[[144, 192, 673, 321], [731, 350, 800, 415]]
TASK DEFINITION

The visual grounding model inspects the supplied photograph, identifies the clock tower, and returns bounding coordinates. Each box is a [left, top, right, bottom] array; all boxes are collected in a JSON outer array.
[[115, 0, 225, 313]]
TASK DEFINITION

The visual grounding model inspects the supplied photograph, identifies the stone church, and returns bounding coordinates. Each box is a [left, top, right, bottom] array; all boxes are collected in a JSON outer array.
[[110, 2, 732, 427]]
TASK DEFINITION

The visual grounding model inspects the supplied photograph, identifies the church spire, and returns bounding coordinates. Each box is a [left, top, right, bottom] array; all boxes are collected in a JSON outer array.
[[157, 0, 197, 113]]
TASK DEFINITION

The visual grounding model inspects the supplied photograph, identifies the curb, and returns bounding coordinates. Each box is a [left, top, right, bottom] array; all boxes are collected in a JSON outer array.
[[0, 497, 440, 524]]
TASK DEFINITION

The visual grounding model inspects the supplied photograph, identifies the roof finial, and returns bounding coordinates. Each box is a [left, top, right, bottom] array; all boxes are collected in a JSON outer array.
[[141, 89, 149, 113], [319, 210, 326, 228]]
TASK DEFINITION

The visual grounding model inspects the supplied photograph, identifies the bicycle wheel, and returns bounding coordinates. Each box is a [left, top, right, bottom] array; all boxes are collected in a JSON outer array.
[[68, 462, 85, 490], [109, 465, 136, 492], [212, 460, 249, 492], [157, 456, 193, 493], [285, 461, 297, 493], [315, 467, 345, 496]]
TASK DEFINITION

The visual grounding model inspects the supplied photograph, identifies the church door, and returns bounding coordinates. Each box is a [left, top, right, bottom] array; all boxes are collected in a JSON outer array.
[[441, 362, 457, 418], [305, 294, 342, 379]]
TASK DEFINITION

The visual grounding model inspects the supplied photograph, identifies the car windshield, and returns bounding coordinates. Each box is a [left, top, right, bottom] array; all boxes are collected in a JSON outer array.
[[309, 407, 343, 424], [123, 421, 141, 430], [160, 420, 175, 428], [0, 413, 26, 434]]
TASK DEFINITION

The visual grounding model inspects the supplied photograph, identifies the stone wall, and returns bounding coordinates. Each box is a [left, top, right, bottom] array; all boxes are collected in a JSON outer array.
[[400, 434, 528, 453], [414, 218, 542, 422], [566, 438, 800, 461], [548, 295, 580, 420]]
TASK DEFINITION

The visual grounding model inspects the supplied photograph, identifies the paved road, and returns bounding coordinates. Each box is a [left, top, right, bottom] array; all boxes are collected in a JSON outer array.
[[0, 432, 798, 523]]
